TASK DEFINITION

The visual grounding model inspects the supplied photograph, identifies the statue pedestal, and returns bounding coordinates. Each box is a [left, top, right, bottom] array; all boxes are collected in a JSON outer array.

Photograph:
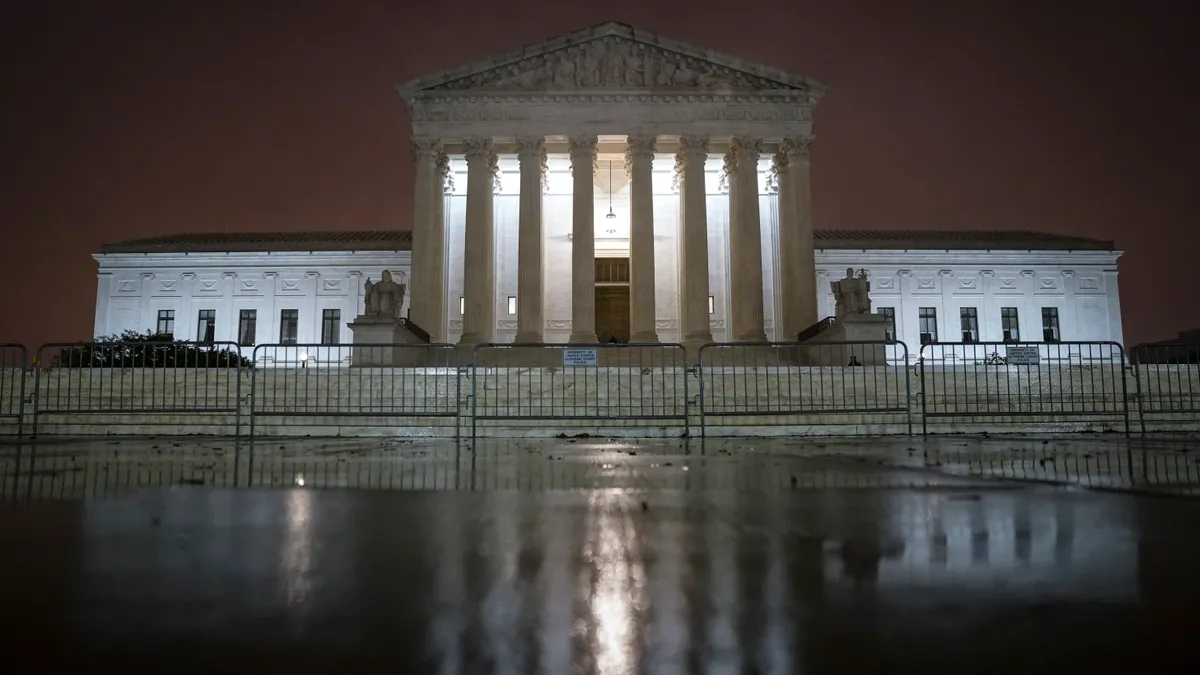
[[803, 313, 892, 366], [347, 316, 428, 367]]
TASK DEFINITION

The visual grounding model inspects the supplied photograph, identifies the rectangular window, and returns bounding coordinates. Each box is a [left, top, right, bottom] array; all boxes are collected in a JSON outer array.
[[709, 295, 715, 315], [1042, 307, 1061, 343], [238, 309, 257, 347], [321, 309, 340, 345], [959, 307, 979, 343], [879, 307, 896, 341], [919, 307, 938, 344], [459, 296, 465, 315], [156, 309, 175, 336], [279, 309, 299, 345], [1001, 307, 1020, 342], [196, 309, 216, 343], [507, 296, 517, 315]]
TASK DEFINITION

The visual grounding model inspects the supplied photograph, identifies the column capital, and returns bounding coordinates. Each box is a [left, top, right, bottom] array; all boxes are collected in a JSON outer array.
[[514, 135, 545, 159], [462, 136, 493, 160], [436, 150, 453, 193], [625, 136, 657, 163], [677, 135, 709, 158], [568, 135, 597, 177], [730, 136, 763, 162], [780, 135, 814, 162], [410, 136, 442, 161], [488, 145, 500, 192], [567, 134, 597, 157]]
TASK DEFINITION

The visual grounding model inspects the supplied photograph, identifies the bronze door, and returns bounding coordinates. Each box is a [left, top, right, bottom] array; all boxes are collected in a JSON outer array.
[[594, 286, 630, 343]]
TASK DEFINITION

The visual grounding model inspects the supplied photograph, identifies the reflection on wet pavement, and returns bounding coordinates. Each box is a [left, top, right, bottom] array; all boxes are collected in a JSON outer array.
[[0, 436, 1198, 672], [3, 435, 1199, 498]]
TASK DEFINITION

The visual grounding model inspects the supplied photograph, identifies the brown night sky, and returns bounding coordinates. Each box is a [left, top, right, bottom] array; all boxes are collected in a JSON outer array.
[[2, 0, 1197, 351]]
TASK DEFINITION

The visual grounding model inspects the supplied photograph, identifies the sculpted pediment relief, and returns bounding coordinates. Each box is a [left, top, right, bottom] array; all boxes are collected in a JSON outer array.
[[426, 37, 791, 93], [403, 23, 824, 101]]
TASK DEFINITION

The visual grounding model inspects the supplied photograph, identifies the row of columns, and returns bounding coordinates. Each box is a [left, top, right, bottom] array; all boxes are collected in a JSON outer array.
[[407, 134, 816, 350]]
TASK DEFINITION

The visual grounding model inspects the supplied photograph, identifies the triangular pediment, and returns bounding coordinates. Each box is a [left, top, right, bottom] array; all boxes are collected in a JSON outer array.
[[400, 22, 825, 100]]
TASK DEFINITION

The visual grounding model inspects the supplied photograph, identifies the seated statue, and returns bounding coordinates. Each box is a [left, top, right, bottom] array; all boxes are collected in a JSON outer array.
[[363, 270, 406, 320], [832, 267, 871, 318]]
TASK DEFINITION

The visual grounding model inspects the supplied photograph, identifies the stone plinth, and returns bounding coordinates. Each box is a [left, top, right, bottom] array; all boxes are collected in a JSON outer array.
[[348, 317, 430, 367], [803, 314, 891, 366]]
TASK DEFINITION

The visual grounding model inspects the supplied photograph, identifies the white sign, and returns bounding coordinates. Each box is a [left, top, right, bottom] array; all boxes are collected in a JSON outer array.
[[562, 348, 598, 366], [1005, 345, 1041, 365]]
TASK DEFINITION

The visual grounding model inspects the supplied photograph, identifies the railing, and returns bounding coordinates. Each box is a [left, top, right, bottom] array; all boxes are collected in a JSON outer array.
[[0, 344, 28, 436], [698, 340, 912, 436], [31, 341, 245, 437], [469, 343, 689, 439], [918, 341, 1129, 435], [1130, 342, 1200, 433], [400, 317, 432, 344], [13, 337, 1200, 438], [795, 316, 835, 342], [248, 343, 461, 438]]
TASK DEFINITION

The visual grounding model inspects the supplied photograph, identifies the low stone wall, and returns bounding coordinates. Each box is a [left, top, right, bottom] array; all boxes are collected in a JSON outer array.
[[0, 364, 1196, 437]]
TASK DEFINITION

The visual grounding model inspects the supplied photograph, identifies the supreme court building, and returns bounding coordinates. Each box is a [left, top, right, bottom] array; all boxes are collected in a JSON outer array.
[[92, 22, 1125, 356]]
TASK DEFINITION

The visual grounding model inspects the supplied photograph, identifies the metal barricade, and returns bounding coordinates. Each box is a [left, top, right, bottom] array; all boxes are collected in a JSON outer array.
[[698, 341, 912, 437], [918, 341, 1129, 435], [0, 344, 28, 437], [1130, 342, 1200, 433], [249, 343, 461, 439], [32, 340, 245, 437], [470, 343, 688, 439]]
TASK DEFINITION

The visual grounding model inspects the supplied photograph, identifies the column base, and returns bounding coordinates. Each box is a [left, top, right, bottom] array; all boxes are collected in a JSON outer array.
[[568, 333, 599, 344], [457, 334, 485, 352], [629, 332, 660, 344], [682, 339, 710, 366], [513, 332, 544, 344], [732, 330, 768, 343]]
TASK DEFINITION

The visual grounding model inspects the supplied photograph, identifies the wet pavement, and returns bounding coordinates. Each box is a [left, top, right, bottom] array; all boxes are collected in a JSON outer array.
[[2, 436, 1200, 672]]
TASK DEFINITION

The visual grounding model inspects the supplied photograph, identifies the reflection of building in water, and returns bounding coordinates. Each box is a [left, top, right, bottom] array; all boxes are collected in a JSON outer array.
[[823, 493, 1138, 601], [71, 488, 1141, 664]]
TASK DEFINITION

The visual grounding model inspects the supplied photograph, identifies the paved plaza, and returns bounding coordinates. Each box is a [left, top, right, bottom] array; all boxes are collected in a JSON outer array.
[[1, 435, 1199, 672], [3, 434, 1198, 498]]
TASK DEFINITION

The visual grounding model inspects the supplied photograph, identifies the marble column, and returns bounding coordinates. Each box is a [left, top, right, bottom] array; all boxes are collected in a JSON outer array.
[[407, 136, 441, 333], [457, 137, 496, 348], [727, 137, 766, 342], [776, 136, 817, 339], [626, 136, 659, 343], [428, 151, 450, 342], [568, 135, 598, 344], [677, 136, 713, 348], [514, 136, 546, 343]]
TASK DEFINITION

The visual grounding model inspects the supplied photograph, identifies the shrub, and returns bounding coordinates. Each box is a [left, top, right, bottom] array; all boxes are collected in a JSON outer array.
[[53, 331, 252, 369]]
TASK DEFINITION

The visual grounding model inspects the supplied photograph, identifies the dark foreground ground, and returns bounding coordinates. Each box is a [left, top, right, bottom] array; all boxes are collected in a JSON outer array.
[[2, 435, 1199, 673]]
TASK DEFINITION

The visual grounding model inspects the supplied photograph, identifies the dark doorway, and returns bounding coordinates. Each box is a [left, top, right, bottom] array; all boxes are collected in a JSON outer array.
[[595, 286, 630, 343], [594, 257, 631, 344]]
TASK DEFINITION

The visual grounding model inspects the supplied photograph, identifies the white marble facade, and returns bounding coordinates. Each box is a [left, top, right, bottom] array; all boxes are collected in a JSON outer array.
[[92, 249, 411, 354], [91, 233, 1124, 359]]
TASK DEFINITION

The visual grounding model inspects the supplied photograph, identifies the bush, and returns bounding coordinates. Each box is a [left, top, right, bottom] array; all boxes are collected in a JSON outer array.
[[53, 331, 252, 369]]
